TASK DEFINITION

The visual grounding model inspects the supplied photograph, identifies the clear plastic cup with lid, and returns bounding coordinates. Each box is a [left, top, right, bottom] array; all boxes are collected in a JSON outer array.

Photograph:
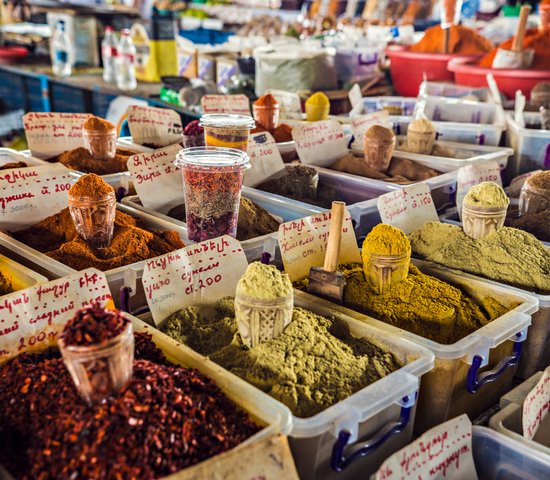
[[363, 250, 411, 295], [200, 114, 255, 152], [175, 147, 250, 242]]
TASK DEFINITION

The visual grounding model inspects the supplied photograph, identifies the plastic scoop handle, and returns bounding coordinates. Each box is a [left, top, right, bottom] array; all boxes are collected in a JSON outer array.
[[323, 201, 345, 273], [512, 5, 531, 52]]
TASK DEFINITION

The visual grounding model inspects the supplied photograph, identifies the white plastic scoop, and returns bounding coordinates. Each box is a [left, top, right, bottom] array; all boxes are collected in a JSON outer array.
[[492, 5, 534, 69]]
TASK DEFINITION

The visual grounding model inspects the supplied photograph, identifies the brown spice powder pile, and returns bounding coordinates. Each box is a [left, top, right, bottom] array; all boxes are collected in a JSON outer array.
[[83, 116, 115, 132], [527, 171, 550, 191], [69, 173, 114, 198], [0, 161, 27, 171], [48, 147, 135, 175]]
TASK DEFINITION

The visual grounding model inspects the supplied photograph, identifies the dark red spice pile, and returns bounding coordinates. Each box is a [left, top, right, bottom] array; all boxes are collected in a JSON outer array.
[[60, 303, 130, 346], [0, 332, 260, 480]]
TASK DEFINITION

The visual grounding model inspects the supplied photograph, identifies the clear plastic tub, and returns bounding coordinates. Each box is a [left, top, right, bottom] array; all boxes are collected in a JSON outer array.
[[349, 96, 418, 117], [418, 81, 492, 102], [0, 148, 48, 168], [0, 254, 47, 296], [292, 259, 538, 433], [505, 111, 550, 177]]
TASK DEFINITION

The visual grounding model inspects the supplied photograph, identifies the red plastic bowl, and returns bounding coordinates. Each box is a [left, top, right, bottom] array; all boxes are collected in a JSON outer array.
[[0, 46, 28, 65], [448, 57, 550, 100], [386, 46, 480, 97]]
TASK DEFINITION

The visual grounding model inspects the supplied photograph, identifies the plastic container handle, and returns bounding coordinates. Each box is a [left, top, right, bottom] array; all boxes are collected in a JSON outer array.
[[330, 396, 413, 472], [466, 338, 522, 394]]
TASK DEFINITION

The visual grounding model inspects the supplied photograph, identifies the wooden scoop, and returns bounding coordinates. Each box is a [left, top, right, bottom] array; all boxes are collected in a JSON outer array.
[[307, 201, 347, 304], [492, 5, 534, 69]]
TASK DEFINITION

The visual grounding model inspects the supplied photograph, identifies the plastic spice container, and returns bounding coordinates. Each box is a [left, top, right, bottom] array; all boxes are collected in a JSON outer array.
[[305, 92, 330, 122], [363, 251, 411, 295], [363, 126, 396, 172], [175, 147, 250, 242], [253, 95, 280, 132], [519, 181, 550, 215], [83, 126, 117, 161], [462, 203, 507, 240], [200, 114, 255, 152]]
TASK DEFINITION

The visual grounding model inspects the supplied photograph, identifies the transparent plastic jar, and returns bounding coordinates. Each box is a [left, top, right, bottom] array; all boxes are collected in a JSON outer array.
[[68, 190, 116, 248], [253, 103, 280, 132], [59, 322, 134, 404], [406, 129, 436, 155], [462, 203, 507, 240], [363, 250, 411, 295], [287, 170, 319, 201], [364, 131, 396, 172], [200, 114, 255, 152], [541, 106, 550, 131], [234, 291, 294, 347], [175, 147, 250, 242], [83, 127, 117, 160], [519, 181, 550, 215]]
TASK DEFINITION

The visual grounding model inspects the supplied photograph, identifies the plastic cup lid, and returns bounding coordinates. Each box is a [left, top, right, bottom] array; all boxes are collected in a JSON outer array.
[[175, 146, 251, 170], [199, 114, 255, 129]]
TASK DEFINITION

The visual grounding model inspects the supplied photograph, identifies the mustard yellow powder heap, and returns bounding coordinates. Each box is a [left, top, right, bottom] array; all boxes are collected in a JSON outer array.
[[463, 181, 510, 209], [362, 224, 411, 256]]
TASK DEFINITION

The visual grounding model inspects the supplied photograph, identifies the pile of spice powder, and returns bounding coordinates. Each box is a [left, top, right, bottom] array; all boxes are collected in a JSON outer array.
[[11, 208, 185, 271], [69, 173, 114, 199], [161, 298, 401, 418], [463, 181, 510, 209], [0, 270, 11, 296], [48, 147, 136, 175], [410, 24, 494, 54], [0, 332, 260, 480], [0, 161, 27, 170], [83, 116, 115, 132]]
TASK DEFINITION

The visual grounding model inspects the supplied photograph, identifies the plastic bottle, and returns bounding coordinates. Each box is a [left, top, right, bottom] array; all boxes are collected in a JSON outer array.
[[52, 21, 72, 78], [101, 26, 118, 84], [116, 29, 137, 91]]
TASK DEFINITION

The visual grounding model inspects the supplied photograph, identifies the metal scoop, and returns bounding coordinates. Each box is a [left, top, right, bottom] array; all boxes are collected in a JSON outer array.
[[492, 6, 534, 69]]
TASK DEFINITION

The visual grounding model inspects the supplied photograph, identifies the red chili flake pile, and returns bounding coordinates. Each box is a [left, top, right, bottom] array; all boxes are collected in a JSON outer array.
[[60, 303, 130, 346], [0, 332, 260, 479]]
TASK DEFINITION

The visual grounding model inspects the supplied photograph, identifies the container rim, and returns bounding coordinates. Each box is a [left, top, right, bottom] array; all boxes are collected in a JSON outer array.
[[175, 146, 250, 170], [200, 114, 256, 129]]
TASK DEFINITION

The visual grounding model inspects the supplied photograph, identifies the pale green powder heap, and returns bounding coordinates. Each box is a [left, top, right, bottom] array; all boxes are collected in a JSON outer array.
[[463, 181, 510, 209], [236, 261, 292, 300]]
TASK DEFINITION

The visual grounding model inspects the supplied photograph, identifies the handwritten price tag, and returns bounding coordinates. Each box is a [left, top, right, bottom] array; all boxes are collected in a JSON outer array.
[[523, 367, 550, 440], [142, 236, 248, 325], [267, 89, 303, 120], [377, 183, 439, 234], [456, 161, 502, 215], [278, 209, 361, 282], [127, 144, 183, 214], [293, 120, 348, 167], [23, 112, 91, 159], [351, 111, 392, 148], [0, 269, 113, 363], [375, 414, 478, 480], [0, 164, 74, 231], [127, 105, 183, 148], [201, 94, 251, 115], [244, 132, 286, 187]]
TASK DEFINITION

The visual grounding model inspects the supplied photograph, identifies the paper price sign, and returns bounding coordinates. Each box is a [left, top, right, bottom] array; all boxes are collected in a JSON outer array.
[[201, 94, 251, 115], [456, 161, 502, 215], [351, 111, 391, 147], [127, 144, 183, 214], [377, 183, 439, 234], [244, 132, 286, 187], [0, 164, 74, 231], [127, 105, 183, 148], [523, 367, 550, 440], [267, 89, 303, 120], [142, 236, 248, 325], [293, 120, 348, 167], [23, 112, 91, 159], [0, 269, 113, 363], [278, 209, 361, 282], [375, 415, 477, 480]]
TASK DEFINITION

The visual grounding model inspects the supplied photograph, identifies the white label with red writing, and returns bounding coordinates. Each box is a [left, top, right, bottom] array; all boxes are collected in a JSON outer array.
[[267, 89, 303, 120], [0, 269, 113, 363], [293, 120, 348, 167], [142, 236, 248, 325], [278, 209, 361, 282], [456, 161, 502, 216], [127, 105, 183, 148], [374, 414, 478, 480], [351, 111, 392, 148], [0, 164, 73, 231], [126, 144, 183, 214], [377, 183, 439, 235], [201, 94, 251, 115], [244, 132, 286, 187], [23, 112, 91, 159], [523, 367, 550, 440]]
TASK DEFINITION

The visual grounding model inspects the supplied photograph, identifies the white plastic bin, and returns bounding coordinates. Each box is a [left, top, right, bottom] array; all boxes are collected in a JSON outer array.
[[349, 96, 418, 117], [0, 254, 47, 296], [418, 81, 493, 102], [505, 111, 550, 177], [0, 148, 48, 168]]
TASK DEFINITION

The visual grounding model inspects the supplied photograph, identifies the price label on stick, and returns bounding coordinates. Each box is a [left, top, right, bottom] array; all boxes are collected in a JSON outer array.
[[0, 269, 113, 363], [293, 120, 348, 167], [142, 236, 248, 325], [377, 183, 439, 235], [127, 144, 183, 214], [244, 132, 286, 187], [23, 112, 91, 159], [266, 89, 302, 120], [351, 111, 392, 148], [374, 414, 478, 480], [127, 105, 183, 148], [0, 164, 74, 231], [456, 161, 502, 216], [523, 367, 550, 440], [201, 94, 251, 115], [278, 209, 361, 282]]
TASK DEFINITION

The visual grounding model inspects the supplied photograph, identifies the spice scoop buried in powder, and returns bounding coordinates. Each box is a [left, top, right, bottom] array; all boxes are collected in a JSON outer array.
[[0, 309, 260, 479], [295, 224, 514, 345]]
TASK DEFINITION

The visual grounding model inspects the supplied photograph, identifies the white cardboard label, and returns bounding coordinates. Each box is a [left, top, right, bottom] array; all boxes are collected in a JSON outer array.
[[348, 83, 363, 110], [244, 132, 286, 187], [0, 269, 113, 362], [351, 111, 392, 147], [201, 94, 251, 115], [293, 120, 348, 167], [278, 209, 361, 282], [375, 415, 478, 480], [0, 164, 74, 231], [127, 105, 183, 148], [142, 236, 248, 325], [126, 144, 183, 214], [523, 367, 550, 440], [23, 112, 91, 159], [456, 161, 502, 215], [377, 183, 439, 235], [266, 89, 303, 120]]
